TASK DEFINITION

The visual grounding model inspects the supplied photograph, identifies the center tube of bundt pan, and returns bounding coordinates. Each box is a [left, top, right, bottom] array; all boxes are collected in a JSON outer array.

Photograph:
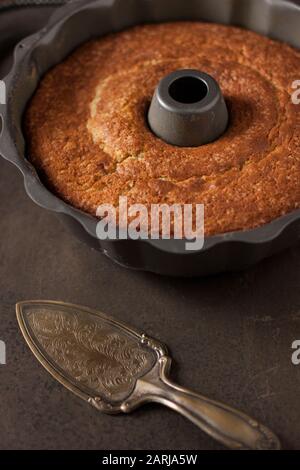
[[148, 69, 228, 147]]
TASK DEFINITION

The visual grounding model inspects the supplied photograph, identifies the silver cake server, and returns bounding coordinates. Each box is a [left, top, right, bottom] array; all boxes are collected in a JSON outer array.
[[16, 301, 280, 450]]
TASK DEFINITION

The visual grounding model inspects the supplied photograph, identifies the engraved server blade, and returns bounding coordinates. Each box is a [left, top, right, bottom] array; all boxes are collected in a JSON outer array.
[[16, 301, 281, 450]]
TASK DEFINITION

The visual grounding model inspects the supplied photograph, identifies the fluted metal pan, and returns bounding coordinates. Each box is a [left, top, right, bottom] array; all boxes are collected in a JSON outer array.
[[0, 0, 300, 276]]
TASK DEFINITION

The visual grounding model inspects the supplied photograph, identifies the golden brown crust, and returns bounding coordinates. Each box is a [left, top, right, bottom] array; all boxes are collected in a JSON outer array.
[[25, 22, 300, 235]]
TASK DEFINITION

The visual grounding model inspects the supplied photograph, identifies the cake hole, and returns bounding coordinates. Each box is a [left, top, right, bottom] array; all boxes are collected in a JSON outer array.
[[169, 76, 208, 104]]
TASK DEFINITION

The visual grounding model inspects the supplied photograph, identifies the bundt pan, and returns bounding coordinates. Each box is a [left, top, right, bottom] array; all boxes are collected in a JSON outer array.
[[1, 0, 300, 277]]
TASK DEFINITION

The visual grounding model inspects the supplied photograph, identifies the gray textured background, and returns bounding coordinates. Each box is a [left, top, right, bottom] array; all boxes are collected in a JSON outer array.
[[0, 1, 300, 450]]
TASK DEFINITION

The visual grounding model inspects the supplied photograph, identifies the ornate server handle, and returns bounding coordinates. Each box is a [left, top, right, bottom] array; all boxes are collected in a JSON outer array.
[[132, 356, 280, 451], [146, 375, 280, 450]]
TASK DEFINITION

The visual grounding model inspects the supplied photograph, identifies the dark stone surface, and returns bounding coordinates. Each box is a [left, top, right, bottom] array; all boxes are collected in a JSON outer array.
[[0, 1, 300, 451]]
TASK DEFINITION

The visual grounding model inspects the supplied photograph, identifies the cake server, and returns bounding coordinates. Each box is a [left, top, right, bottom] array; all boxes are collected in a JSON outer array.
[[16, 300, 280, 450]]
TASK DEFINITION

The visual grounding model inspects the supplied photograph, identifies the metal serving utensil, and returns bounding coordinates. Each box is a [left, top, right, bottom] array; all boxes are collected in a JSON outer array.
[[16, 301, 280, 450]]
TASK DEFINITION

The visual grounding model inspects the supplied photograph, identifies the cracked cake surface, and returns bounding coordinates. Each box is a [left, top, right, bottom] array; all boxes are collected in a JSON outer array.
[[25, 22, 300, 235]]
